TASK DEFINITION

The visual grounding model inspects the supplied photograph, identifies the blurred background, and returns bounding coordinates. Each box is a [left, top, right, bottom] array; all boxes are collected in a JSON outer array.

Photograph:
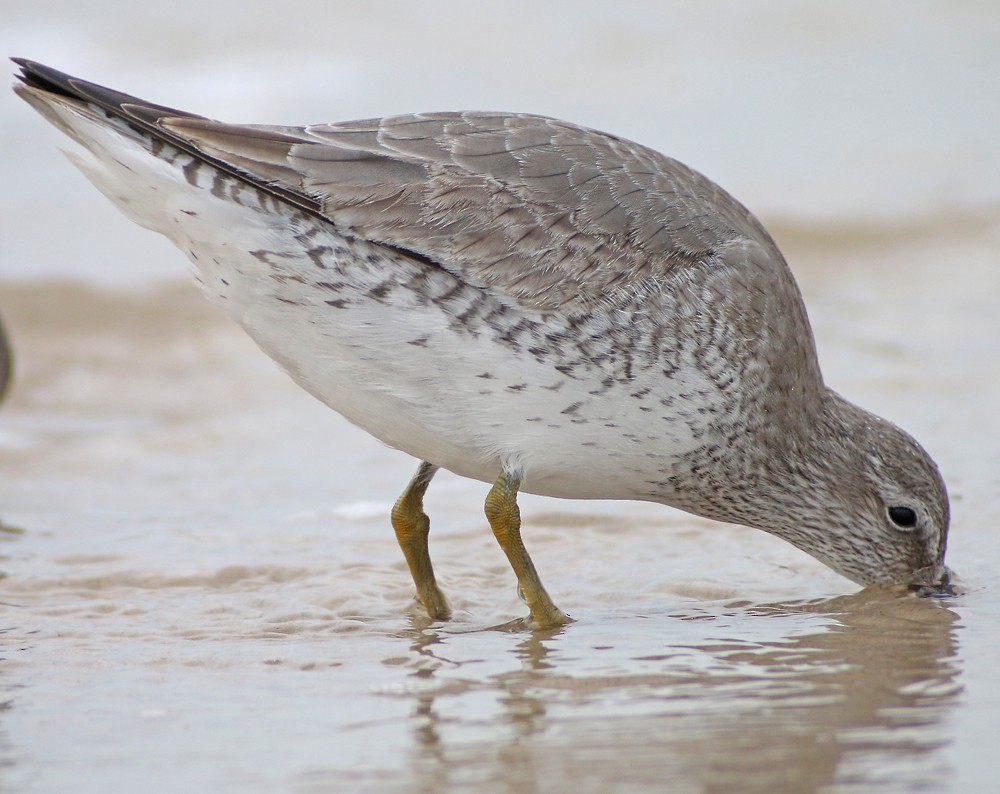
[[1, 3, 998, 793], [2, 0, 998, 283]]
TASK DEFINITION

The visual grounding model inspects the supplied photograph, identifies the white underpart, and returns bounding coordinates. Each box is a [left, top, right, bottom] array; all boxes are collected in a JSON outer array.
[[45, 98, 720, 501]]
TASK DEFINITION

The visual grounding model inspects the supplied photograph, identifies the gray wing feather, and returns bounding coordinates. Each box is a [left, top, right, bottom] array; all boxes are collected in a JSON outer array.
[[14, 61, 773, 311], [163, 111, 778, 311]]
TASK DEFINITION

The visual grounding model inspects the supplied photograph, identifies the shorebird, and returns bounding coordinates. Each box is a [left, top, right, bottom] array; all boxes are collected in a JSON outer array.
[[13, 59, 953, 628]]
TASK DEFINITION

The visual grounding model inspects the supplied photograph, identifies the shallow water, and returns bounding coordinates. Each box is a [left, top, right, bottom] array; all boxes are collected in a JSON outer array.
[[2, 219, 998, 793], [2, 2, 1000, 792]]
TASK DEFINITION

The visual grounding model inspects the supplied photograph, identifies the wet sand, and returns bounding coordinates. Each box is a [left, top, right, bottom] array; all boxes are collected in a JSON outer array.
[[1, 216, 998, 792], [3, 2, 1000, 790]]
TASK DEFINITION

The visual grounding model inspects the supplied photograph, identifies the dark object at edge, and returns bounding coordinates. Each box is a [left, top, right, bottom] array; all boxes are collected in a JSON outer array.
[[0, 315, 11, 404]]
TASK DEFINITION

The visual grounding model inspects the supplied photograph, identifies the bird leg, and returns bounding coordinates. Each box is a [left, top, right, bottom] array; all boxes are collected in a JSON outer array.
[[484, 470, 572, 629], [391, 461, 451, 620]]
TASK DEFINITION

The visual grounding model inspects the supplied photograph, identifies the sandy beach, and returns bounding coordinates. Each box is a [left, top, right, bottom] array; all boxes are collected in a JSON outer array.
[[2, 3, 999, 791]]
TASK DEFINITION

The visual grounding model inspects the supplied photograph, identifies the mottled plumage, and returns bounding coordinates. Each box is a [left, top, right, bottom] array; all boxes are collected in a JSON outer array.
[[13, 60, 952, 627]]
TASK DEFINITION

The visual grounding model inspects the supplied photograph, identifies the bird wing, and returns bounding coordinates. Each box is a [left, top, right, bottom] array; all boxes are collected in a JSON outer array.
[[14, 59, 774, 311]]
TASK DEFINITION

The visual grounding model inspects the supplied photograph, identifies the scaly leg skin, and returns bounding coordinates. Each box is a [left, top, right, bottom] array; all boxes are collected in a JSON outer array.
[[391, 461, 451, 620], [484, 470, 573, 629]]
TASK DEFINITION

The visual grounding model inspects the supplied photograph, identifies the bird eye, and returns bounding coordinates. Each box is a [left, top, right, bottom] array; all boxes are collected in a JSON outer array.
[[887, 505, 918, 529]]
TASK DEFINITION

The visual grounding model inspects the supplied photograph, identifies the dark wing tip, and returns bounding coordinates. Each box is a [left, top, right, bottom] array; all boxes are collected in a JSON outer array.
[[12, 58, 80, 98], [11, 57, 199, 122], [12, 58, 95, 102], [12, 57, 324, 220]]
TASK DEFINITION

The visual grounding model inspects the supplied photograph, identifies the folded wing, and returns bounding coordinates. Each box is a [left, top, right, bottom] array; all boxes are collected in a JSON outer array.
[[15, 59, 772, 311]]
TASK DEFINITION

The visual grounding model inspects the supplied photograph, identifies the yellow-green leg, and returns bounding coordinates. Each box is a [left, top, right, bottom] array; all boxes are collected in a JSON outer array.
[[484, 471, 572, 629], [391, 461, 451, 620]]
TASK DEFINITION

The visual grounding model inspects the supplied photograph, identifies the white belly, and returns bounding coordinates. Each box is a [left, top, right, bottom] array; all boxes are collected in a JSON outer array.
[[60, 118, 724, 500], [219, 234, 721, 501]]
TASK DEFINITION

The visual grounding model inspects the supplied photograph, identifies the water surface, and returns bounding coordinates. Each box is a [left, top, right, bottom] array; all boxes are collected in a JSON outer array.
[[1, 221, 996, 792], [2, 3, 999, 792]]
